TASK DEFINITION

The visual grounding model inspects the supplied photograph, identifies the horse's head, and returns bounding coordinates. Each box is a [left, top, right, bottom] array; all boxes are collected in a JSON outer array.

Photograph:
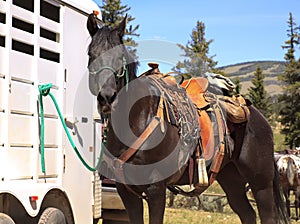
[[87, 13, 131, 114]]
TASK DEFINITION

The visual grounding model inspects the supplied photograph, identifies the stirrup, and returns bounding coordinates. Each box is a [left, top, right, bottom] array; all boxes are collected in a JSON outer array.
[[195, 158, 209, 187]]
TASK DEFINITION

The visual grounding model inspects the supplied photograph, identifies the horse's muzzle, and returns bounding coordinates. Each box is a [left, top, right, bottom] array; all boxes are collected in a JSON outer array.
[[97, 90, 117, 113]]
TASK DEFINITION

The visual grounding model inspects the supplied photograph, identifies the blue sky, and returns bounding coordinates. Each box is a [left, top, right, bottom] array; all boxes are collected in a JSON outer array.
[[93, 0, 300, 72]]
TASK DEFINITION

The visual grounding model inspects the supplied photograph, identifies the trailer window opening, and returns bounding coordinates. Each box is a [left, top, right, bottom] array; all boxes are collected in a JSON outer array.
[[0, 12, 5, 24], [12, 39, 34, 55], [12, 17, 34, 34], [40, 27, 59, 43], [40, 48, 60, 63], [12, 0, 34, 12], [0, 35, 4, 47], [40, 0, 60, 23]]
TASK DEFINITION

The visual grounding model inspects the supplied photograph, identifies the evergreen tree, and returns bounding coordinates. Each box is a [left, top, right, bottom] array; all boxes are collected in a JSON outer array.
[[247, 65, 271, 119], [282, 13, 300, 64], [174, 21, 220, 76], [100, 0, 139, 53], [278, 12, 300, 148], [233, 77, 242, 95]]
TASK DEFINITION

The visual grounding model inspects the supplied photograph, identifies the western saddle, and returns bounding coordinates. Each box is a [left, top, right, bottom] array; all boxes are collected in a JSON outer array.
[[142, 63, 250, 187]]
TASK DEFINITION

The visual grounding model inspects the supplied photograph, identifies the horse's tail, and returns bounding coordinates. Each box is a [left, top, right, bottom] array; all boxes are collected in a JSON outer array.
[[287, 157, 295, 186], [273, 160, 290, 224]]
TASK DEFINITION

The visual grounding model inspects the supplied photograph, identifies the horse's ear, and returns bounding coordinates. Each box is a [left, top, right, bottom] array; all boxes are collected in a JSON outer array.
[[87, 13, 99, 37], [115, 14, 127, 37]]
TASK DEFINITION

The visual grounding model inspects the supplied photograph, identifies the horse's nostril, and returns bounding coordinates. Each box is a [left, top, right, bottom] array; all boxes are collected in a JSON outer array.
[[97, 92, 106, 105], [97, 91, 117, 105], [108, 92, 117, 104]]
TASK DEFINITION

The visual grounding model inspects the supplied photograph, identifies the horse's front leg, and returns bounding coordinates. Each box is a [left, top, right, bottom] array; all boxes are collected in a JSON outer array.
[[295, 194, 299, 221], [145, 182, 167, 224], [116, 183, 144, 224], [284, 190, 291, 218]]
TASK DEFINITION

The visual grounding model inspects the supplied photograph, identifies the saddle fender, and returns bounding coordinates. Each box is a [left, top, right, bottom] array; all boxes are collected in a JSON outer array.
[[198, 110, 215, 162], [182, 78, 216, 163]]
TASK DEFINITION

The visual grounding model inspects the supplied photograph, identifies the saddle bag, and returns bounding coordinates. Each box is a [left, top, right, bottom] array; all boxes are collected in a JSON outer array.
[[218, 94, 250, 123]]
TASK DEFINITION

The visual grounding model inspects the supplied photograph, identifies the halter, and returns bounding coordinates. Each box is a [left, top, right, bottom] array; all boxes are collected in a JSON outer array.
[[89, 56, 129, 91]]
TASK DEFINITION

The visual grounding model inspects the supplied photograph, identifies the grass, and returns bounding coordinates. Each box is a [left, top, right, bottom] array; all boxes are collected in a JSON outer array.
[[99, 194, 299, 224], [100, 183, 299, 223], [158, 207, 240, 224], [273, 124, 286, 151]]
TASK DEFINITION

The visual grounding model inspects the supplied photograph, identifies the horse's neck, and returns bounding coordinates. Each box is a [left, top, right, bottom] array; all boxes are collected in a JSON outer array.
[[113, 77, 158, 140], [106, 82, 158, 158]]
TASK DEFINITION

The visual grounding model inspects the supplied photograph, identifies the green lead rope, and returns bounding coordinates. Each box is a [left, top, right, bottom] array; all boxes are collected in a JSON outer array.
[[39, 83, 103, 173]]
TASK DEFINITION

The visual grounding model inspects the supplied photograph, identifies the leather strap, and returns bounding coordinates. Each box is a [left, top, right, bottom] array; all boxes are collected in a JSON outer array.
[[209, 105, 226, 184], [115, 95, 164, 167], [118, 116, 161, 163]]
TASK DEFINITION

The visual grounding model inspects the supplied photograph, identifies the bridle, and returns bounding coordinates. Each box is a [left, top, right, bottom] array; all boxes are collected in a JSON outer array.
[[89, 56, 129, 91]]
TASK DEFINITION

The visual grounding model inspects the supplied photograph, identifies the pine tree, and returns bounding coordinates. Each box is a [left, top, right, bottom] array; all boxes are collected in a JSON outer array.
[[233, 77, 242, 95], [174, 21, 220, 76], [100, 0, 139, 53], [247, 65, 271, 119], [278, 12, 300, 148]]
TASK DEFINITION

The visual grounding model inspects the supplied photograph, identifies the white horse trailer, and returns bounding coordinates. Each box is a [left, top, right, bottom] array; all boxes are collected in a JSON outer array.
[[0, 0, 126, 223]]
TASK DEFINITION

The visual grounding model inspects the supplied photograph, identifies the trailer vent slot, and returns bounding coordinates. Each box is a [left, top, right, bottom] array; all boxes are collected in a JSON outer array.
[[13, 0, 34, 12], [40, 48, 60, 63], [44, 114, 58, 119], [40, 27, 59, 42], [38, 174, 58, 179], [12, 39, 34, 55], [10, 143, 33, 148], [40, 0, 60, 23], [12, 17, 34, 34], [0, 35, 4, 48], [11, 110, 34, 116], [44, 144, 58, 148], [0, 12, 5, 24], [11, 76, 34, 85], [10, 176, 34, 180]]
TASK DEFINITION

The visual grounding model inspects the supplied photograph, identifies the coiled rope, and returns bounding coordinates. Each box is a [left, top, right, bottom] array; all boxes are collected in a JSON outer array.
[[38, 83, 103, 173]]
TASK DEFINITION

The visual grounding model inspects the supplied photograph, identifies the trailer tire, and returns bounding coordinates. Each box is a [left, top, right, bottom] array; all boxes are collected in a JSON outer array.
[[0, 213, 15, 224], [38, 208, 66, 224]]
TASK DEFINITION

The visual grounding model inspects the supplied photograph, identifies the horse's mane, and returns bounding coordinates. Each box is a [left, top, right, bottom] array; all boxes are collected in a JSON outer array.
[[124, 47, 138, 79]]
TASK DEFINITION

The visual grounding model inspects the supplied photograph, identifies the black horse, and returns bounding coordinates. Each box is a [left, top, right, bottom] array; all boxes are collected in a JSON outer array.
[[86, 14, 289, 224]]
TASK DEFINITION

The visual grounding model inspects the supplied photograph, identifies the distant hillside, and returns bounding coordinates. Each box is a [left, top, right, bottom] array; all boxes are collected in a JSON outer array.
[[219, 61, 286, 96]]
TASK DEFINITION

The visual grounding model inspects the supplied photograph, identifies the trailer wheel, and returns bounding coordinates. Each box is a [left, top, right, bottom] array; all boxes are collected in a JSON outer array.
[[0, 213, 15, 224], [38, 208, 66, 224]]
